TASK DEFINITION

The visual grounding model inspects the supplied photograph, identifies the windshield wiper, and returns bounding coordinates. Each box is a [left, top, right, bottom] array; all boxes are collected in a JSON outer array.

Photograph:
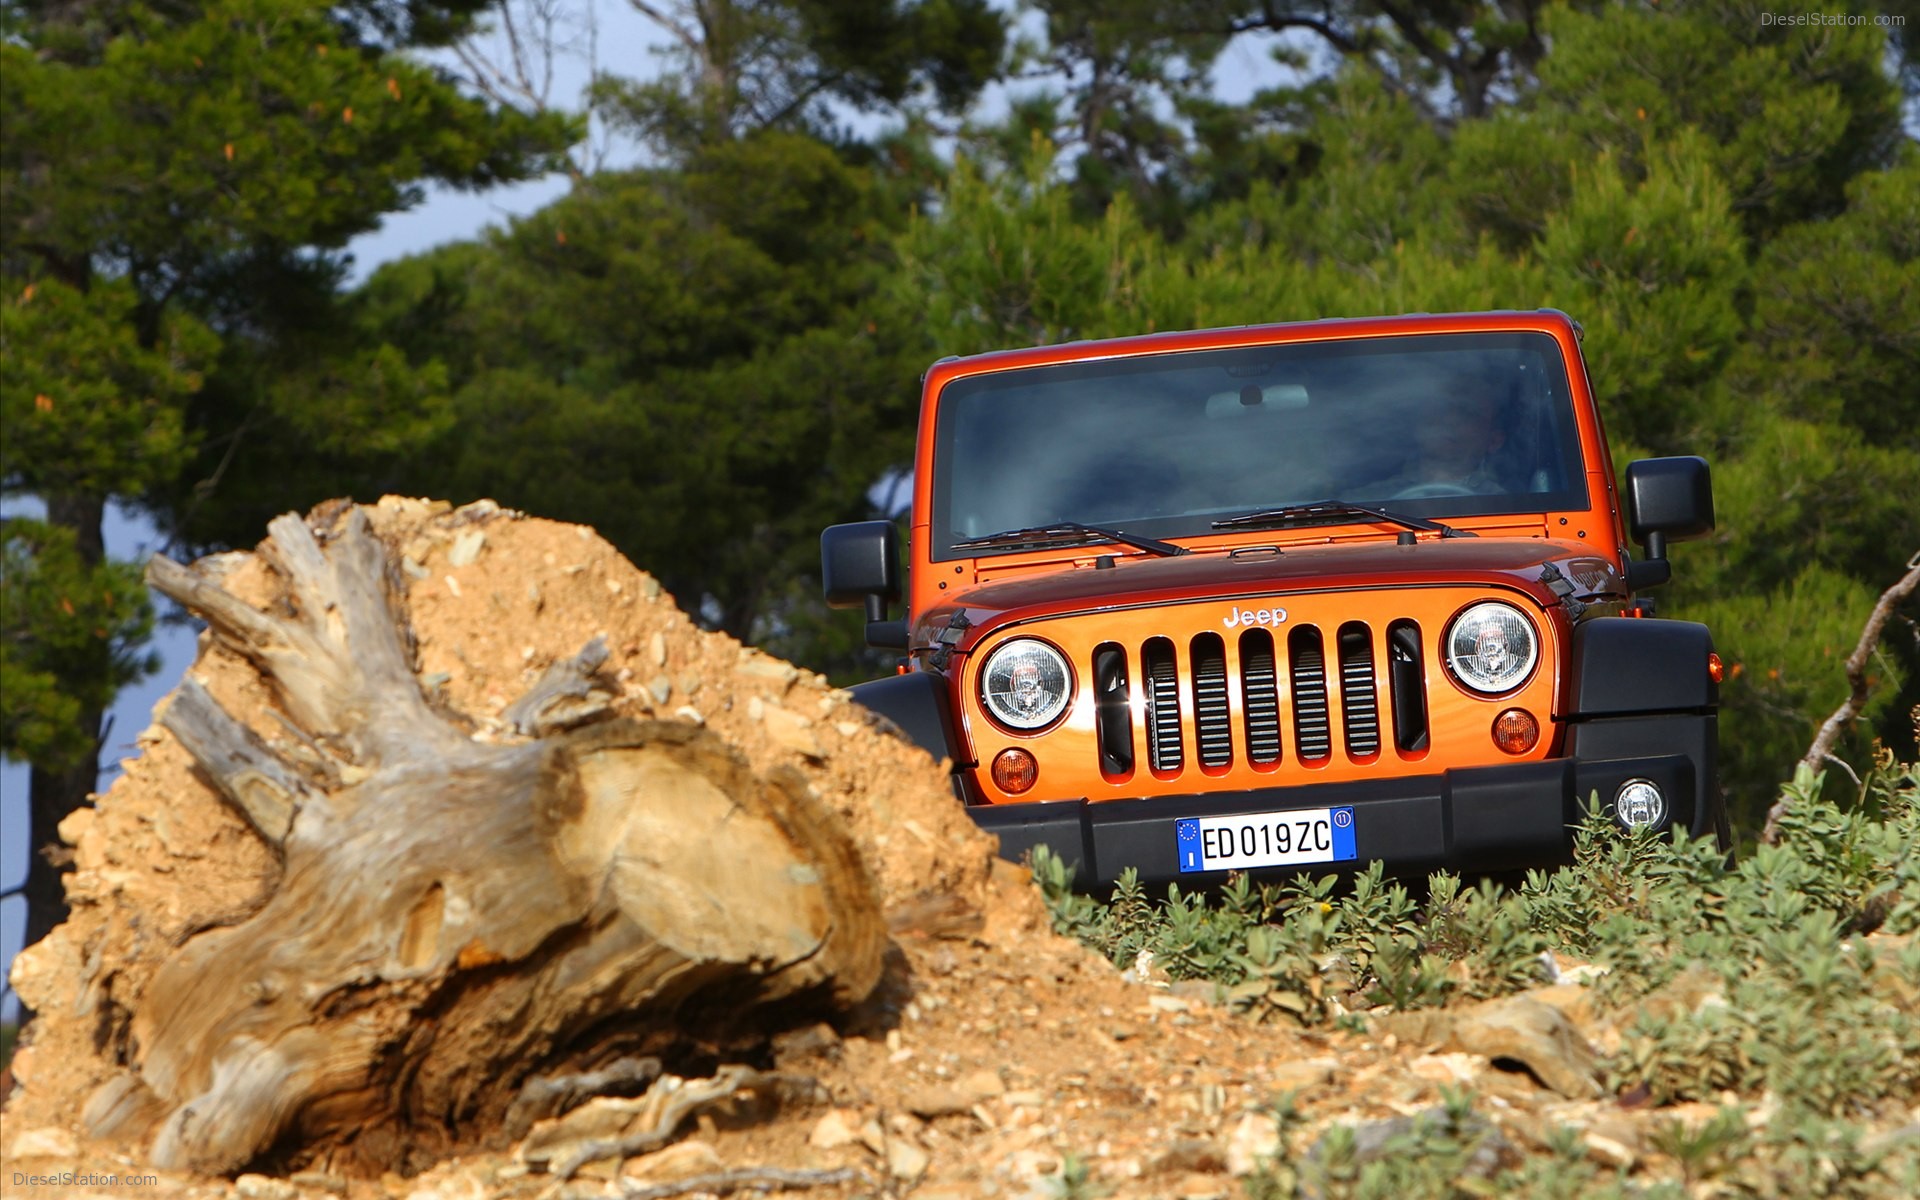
[[1211, 499, 1474, 538], [951, 521, 1190, 557]]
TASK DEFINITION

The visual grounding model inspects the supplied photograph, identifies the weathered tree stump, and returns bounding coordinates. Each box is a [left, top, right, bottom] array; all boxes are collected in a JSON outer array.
[[90, 507, 886, 1176]]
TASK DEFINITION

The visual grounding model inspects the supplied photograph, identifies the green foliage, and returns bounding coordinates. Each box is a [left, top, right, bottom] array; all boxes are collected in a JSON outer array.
[[897, 1, 1919, 828], [3, 0, 578, 535], [0, 277, 212, 497], [288, 132, 926, 643], [894, 149, 1167, 350], [1040, 1150, 1108, 1200], [1037, 756, 1920, 1194], [1296, 1088, 1505, 1200], [595, 0, 1005, 159], [1533, 133, 1747, 454], [1533, 0, 1902, 239], [1037, 755, 1920, 1108], [0, 519, 157, 770], [1232, 1076, 1920, 1197], [1, 0, 575, 940], [1741, 153, 1920, 450], [1033, 851, 1548, 1024], [2, 2, 574, 276]]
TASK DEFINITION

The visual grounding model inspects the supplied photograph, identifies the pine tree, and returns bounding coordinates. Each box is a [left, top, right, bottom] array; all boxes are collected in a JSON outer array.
[[0, 0, 573, 952]]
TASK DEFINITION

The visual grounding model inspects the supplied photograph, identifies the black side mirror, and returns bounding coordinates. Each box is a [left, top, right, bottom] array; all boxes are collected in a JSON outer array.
[[1623, 457, 1713, 590], [821, 521, 908, 650]]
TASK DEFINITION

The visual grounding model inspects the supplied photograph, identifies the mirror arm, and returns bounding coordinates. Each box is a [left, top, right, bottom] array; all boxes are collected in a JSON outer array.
[[1626, 530, 1671, 592]]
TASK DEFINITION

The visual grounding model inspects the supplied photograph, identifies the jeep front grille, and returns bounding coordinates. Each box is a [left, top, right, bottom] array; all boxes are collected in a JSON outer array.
[[1143, 638, 1183, 772], [1387, 620, 1429, 752], [1191, 634, 1232, 769], [1337, 622, 1380, 758], [1290, 626, 1332, 763], [1093, 619, 1422, 778], [1239, 631, 1282, 765], [1093, 643, 1133, 774]]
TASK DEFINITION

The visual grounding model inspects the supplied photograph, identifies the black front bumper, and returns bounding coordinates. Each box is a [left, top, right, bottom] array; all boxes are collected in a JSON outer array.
[[968, 749, 1701, 890]]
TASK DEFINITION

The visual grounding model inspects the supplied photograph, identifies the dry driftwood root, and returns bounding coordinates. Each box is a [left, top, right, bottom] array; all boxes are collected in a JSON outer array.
[[519, 1065, 823, 1180], [586, 1167, 866, 1200], [100, 505, 886, 1176], [504, 1056, 664, 1142]]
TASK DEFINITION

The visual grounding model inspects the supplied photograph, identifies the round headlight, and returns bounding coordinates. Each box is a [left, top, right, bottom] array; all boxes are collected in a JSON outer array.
[[980, 638, 1072, 731], [1445, 601, 1539, 694]]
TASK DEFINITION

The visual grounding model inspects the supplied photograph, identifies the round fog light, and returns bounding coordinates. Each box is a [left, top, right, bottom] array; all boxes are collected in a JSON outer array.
[[992, 748, 1039, 795], [1492, 708, 1539, 754], [1615, 778, 1667, 830]]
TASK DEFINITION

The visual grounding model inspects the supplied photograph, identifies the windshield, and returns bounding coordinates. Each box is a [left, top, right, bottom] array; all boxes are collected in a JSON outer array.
[[931, 331, 1589, 560]]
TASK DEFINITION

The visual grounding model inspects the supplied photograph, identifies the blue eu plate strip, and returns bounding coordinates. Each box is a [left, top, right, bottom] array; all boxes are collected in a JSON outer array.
[[1331, 805, 1357, 860], [1175, 818, 1203, 873]]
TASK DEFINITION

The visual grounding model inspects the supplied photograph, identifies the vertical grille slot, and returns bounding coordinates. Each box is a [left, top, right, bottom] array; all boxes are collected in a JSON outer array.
[[1239, 630, 1282, 765], [1093, 643, 1134, 775], [1387, 620, 1429, 752], [1190, 634, 1232, 769], [1337, 622, 1381, 758], [1289, 626, 1331, 763], [1143, 638, 1183, 772]]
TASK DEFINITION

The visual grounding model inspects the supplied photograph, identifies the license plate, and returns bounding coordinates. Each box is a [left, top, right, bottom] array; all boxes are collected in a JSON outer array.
[[1174, 806, 1357, 873]]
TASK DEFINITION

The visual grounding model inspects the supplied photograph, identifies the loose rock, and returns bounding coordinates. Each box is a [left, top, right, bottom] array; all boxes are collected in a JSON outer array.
[[763, 704, 824, 758], [906, 1086, 974, 1119], [7, 1126, 77, 1159], [888, 1136, 930, 1182], [808, 1110, 860, 1150], [447, 530, 486, 568], [1225, 1112, 1281, 1176], [234, 1174, 299, 1200], [621, 1139, 722, 1181]]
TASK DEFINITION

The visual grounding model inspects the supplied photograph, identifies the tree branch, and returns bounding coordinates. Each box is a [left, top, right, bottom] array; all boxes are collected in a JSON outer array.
[[159, 678, 314, 846], [1762, 551, 1920, 843], [1224, 11, 1360, 55], [602, 1166, 863, 1199], [529, 1066, 802, 1179], [503, 635, 616, 736], [626, 0, 706, 60]]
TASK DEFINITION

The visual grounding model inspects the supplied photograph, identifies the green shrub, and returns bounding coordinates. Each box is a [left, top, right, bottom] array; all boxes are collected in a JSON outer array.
[[1032, 752, 1920, 1194]]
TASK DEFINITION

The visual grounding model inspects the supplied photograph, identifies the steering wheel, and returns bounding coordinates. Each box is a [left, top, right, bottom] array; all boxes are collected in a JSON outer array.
[[1390, 482, 1478, 500]]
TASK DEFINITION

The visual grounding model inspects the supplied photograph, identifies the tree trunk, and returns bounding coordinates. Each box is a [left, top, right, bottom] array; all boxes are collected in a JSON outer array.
[[22, 493, 108, 953], [22, 755, 91, 949], [86, 505, 887, 1177]]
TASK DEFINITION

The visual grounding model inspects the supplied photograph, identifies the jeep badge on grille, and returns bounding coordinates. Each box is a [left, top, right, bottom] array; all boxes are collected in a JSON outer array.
[[1223, 606, 1288, 629]]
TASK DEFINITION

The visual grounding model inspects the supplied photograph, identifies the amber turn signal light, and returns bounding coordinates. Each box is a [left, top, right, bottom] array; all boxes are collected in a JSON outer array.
[[992, 748, 1039, 794], [1707, 652, 1724, 683], [1492, 708, 1540, 755]]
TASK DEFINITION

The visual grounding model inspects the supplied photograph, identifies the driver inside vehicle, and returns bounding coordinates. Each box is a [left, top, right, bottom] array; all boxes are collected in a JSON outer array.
[[1367, 386, 1508, 500]]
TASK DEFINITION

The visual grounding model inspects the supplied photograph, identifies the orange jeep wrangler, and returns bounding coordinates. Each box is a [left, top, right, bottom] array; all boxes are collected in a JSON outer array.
[[822, 311, 1725, 887]]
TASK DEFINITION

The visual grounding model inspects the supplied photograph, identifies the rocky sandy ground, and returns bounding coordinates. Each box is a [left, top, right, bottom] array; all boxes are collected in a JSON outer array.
[[5, 498, 1912, 1199]]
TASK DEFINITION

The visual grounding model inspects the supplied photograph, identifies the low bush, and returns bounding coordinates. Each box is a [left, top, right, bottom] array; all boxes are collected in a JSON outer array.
[[1032, 750, 1920, 1196]]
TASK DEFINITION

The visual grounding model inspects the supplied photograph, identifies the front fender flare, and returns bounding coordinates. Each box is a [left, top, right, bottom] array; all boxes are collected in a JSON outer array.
[[848, 672, 967, 765]]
